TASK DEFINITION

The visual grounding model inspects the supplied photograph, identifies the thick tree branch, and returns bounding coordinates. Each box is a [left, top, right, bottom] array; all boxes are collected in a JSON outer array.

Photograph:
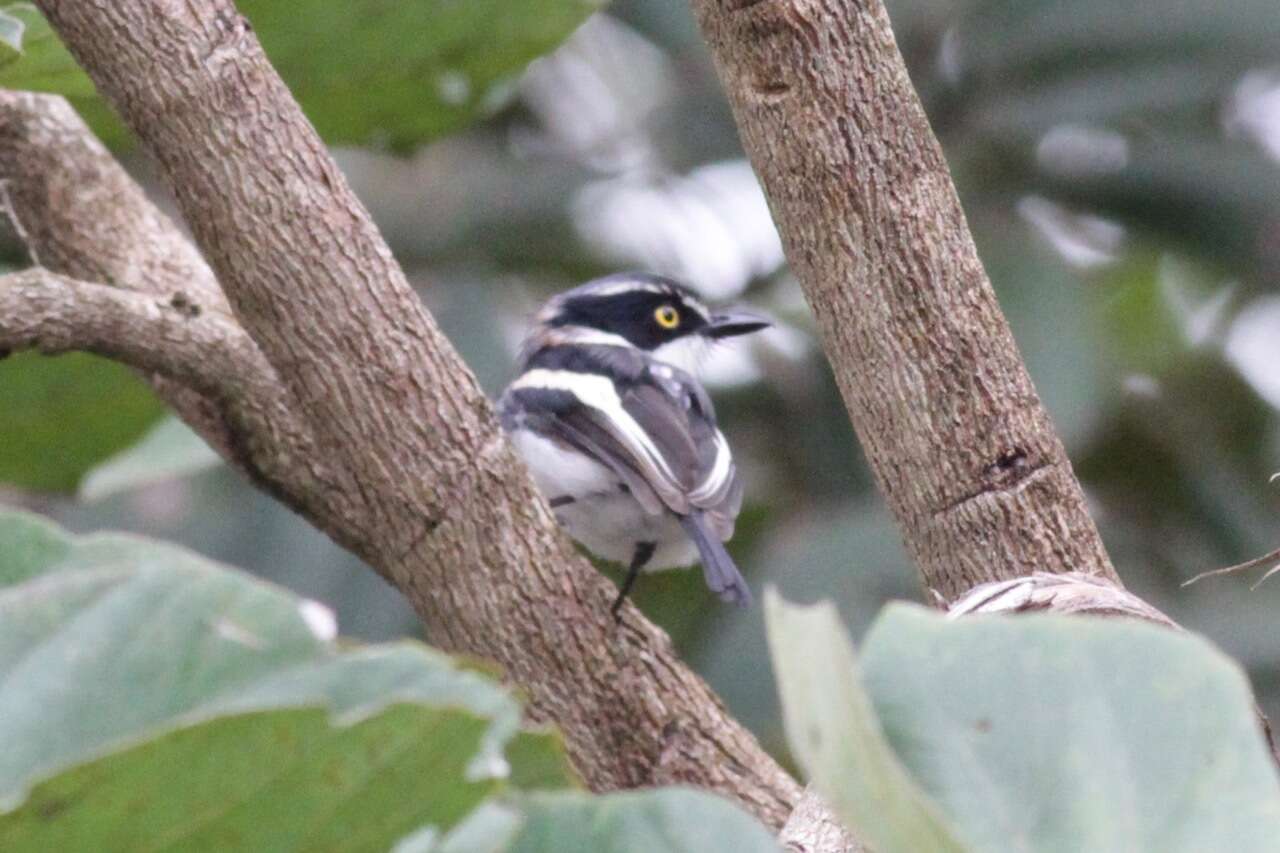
[[687, 0, 1119, 602], [0, 89, 345, 531], [0, 94, 229, 316], [30, 1, 801, 826]]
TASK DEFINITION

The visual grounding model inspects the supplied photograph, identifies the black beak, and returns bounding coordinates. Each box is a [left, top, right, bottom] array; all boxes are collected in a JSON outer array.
[[703, 308, 772, 340]]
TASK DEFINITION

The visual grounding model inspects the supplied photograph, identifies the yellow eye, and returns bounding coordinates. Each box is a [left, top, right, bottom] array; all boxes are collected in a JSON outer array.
[[654, 304, 680, 329]]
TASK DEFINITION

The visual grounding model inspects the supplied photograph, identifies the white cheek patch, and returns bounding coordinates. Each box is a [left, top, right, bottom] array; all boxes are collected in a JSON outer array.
[[651, 336, 708, 377]]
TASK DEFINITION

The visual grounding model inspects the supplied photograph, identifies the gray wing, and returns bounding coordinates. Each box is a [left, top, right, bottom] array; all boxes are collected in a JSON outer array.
[[502, 364, 742, 535]]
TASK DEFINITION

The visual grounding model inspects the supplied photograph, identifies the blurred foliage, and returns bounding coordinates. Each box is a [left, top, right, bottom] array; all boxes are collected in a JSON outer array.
[[1, 0, 1280, 796], [767, 595, 1280, 852]]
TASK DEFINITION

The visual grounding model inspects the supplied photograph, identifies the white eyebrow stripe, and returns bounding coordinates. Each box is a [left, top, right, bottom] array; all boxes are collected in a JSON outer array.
[[544, 327, 635, 349], [582, 281, 669, 297], [510, 368, 680, 485], [684, 297, 711, 321]]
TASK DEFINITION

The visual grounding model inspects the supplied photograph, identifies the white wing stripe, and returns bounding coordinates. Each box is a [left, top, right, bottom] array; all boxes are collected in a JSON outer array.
[[689, 431, 732, 503], [511, 369, 680, 484]]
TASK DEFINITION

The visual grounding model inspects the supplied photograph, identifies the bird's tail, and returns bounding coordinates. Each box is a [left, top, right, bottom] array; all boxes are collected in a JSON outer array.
[[679, 511, 752, 606]]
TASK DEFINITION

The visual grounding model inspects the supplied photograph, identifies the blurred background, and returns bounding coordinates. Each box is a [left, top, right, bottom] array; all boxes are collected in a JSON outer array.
[[2, 0, 1279, 758]]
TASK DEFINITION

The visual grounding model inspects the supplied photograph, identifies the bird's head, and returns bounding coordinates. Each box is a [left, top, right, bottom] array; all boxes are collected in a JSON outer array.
[[523, 272, 771, 373]]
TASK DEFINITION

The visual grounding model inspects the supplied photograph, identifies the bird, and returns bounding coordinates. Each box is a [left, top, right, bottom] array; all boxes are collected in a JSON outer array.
[[498, 272, 771, 617]]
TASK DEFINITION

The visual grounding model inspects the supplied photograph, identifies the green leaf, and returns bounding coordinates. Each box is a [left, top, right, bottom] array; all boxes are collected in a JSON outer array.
[[763, 590, 971, 853], [79, 415, 221, 501], [0, 3, 94, 96], [0, 352, 164, 493], [860, 604, 1280, 852], [236, 0, 606, 151], [0, 508, 577, 846], [433, 789, 783, 853]]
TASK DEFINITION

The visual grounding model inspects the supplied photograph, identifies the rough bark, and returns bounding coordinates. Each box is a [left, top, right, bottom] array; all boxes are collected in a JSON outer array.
[[687, 0, 1119, 603], [24, 1, 801, 827]]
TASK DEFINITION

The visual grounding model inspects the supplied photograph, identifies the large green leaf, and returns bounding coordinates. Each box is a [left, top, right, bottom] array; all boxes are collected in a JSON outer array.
[[861, 604, 1280, 852], [241, 0, 604, 150], [764, 592, 971, 853], [767, 593, 1280, 852], [0, 353, 164, 493], [0, 509, 576, 848], [78, 415, 222, 501], [424, 789, 783, 853], [0, 706, 494, 852], [0, 1, 603, 151]]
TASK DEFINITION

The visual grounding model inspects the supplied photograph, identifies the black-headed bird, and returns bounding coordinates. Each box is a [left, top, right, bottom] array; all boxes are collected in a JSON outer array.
[[498, 272, 770, 616]]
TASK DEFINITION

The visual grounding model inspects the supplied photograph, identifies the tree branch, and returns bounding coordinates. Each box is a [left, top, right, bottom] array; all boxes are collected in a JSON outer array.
[[28, 1, 801, 827], [0, 266, 328, 508], [0, 268, 270, 399], [687, 0, 1119, 602], [0, 90, 280, 482]]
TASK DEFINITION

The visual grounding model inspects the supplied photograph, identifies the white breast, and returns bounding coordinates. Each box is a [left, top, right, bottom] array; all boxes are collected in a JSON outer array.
[[508, 426, 699, 571]]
